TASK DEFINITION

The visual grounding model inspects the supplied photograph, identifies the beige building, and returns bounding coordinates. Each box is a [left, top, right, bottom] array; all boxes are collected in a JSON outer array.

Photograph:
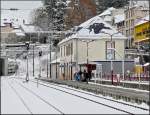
[[124, 1, 149, 48], [58, 16, 127, 80]]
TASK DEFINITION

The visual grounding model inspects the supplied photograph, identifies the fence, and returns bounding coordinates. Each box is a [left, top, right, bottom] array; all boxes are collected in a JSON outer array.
[[102, 72, 150, 81]]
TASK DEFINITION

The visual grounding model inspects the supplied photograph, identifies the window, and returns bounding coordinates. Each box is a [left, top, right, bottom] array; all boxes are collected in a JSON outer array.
[[131, 28, 134, 36], [126, 30, 129, 36], [126, 12, 128, 19], [71, 43, 73, 55], [64, 46, 65, 56], [66, 45, 69, 56], [129, 29, 130, 36], [106, 41, 115, 60], [131, 19, 134, 26], [65, 43, 73, 56], [61, 47, 62, 57], [126, 21, 127, 27]]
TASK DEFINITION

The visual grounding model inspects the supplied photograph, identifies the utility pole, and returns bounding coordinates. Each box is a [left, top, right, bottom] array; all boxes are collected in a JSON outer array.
[[48, 0, 54, 79], [81, 40, 95, 66], [101, 31, 120, 85], [47, 50, 49, 78], [110, 35, 113, 85], [33, 45, 34, 77], [56, 47, 58, 79], [50, 36, 52, 78], [25, 42, 30, 82], [86, 42, 89, 65], [39, 51, 42, 78], [71, 43, 73, 80]]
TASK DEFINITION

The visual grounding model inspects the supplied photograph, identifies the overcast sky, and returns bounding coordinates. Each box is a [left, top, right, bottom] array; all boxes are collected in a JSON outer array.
[[1, 0, 43, 23]]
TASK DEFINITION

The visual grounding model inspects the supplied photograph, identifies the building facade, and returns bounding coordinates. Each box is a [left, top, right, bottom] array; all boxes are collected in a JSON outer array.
[[124, 1, 149, 48], [59, 37, 127, 80]]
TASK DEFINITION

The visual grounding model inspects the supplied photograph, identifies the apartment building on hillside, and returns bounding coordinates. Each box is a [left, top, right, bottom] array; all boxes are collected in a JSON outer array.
[[124, 0, 149, 48]]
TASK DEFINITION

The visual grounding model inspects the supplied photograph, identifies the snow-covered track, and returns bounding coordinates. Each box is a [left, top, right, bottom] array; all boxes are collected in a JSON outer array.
[[8, 81, 33, 114], [9, 78, 64, 114], [34, 81, 134, 114], [9, 77, 149, 114], [39, 79, 149, 111]]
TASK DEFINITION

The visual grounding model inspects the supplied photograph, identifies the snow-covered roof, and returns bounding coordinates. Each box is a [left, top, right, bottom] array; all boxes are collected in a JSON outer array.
[[135, 15, 149, 26], [114, 14, 125, 24], [103, 16, 112, 22], [2, 19, 12, 24], [21, 24, 37, 33], [12, 29, 25, 36], [12, 23, 20, 29], [59, 15, 126, 45], [99, 7, 116, 17]]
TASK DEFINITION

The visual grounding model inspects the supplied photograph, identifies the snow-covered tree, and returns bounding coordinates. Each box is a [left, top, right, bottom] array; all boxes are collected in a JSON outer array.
[[94, 0, 129, 14]]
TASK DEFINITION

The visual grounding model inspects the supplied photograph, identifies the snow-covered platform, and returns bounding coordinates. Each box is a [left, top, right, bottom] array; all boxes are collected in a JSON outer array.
[[39, 78, 149, 107], [90, 78, 149, 91]]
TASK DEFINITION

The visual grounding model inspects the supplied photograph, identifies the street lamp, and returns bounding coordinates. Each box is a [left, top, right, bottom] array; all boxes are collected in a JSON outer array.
[[38, 51, 42, 78], [25, 42, 30, 82], [108, 47, 125, 81], [101, 31, 121, 85], [81, 40, 95, 65]]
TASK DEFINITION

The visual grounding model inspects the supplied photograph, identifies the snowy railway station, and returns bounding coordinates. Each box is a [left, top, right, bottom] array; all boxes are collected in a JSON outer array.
[[1, 52, 149, 114], [1, 0, 150, 114]]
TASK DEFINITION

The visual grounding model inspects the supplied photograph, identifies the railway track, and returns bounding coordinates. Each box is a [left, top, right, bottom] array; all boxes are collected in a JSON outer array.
[[8, 81, 33, 114], [10, 77, 149, 111], [9, 77, 149, 114], [8, 78, 64, 114]]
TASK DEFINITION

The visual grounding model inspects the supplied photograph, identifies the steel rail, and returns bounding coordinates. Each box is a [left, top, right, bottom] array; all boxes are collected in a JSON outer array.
[[8, 80, 33, 114], [10, 77, 149, 114], [10, 78, 64, 114]]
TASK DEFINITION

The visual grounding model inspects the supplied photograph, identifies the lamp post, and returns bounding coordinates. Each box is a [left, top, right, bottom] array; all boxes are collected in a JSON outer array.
[[38, 51, 42, 78], [55, 46, 58, 79], [33, 44, 35, 77], [81, 40, 95, 65], [101, 31, 120, 85], [25, 42, 30, 82], [80, 39, 95, 82], [70, 43, 73, 80], [109, 47, 125, 82], [47, 50, 49, 78]]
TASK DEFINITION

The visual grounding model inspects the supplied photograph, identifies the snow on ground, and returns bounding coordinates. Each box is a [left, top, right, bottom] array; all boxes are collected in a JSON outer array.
[[1, 78, 30, 114], [1, 78, 130, 114], [1, 77, 149, 114]]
